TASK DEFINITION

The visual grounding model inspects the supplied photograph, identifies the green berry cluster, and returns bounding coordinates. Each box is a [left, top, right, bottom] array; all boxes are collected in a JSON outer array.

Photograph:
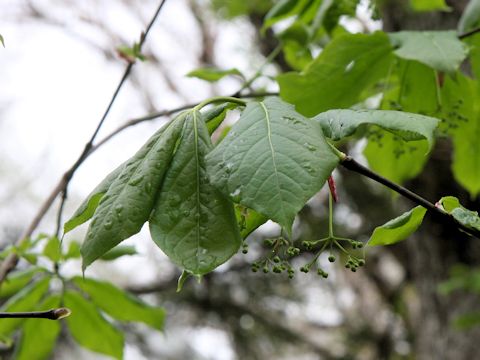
[[249, 237, 299, 279]]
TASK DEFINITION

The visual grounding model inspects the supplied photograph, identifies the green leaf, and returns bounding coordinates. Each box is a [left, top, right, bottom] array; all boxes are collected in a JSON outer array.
[[186, 67, 242, 82], [72, 277, 165, 330], [369, 206, 427, 246], [203, 103, 238, 135], [0, 34, 4, 48], [454, 312, 480, 329], [64, 290, 123, 359], [0, 268, 41, 299], [149, 110, 241, 275], [64, 241, 81, 259], [278, 32, 393, 116], [313, 109, 439, 147], [235, 206, 269, 239], [409, 0, 450, 12], [206, 97, 339, 233], [263, 0, 311, 29], [0, 277, 50, 336], [100, 245, 137, 261], [459, 0, 480, 33], [43, 236, 61, 263], [64, 164, 125, 234], [15, 295, 61, 360], [438, 196, 480, 232], [440, 73, 480, 196], [388, 31, 469, 73], [364, 132, 430, 184], [81, 114, 186, 270]]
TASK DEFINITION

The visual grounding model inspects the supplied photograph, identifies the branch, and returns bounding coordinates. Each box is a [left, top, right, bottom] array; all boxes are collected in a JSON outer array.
[[340, 155, 480, 239], [458, 26, 480, 40], [0, 308, 71, 320], [0, 0, 170, 284]]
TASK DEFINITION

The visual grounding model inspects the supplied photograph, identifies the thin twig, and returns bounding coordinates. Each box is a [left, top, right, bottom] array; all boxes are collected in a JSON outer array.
[[0, 0, 170, 285], [340, 156, 480, 239], [458, 26, 480, 40], [0, 308, 71, 320]]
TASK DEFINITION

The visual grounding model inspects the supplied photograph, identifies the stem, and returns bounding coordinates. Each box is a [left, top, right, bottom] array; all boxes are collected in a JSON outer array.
[[0, 308, 71, 320], [194, 96, 247, 111], [328, 192, 334, 238], [340, 155, 480, 239], [458, 26, 480, 40]]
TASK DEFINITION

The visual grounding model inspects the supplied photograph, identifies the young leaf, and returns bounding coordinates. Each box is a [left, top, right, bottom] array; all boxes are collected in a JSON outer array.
[[369, 206, 427, 246], [203, 103, 238, 135], [149, 110, 241, 275], [458, 0, 480, 33], [438, 196, 480, 232], [64, 241, 81, 259], [389, 31, 469, 73], [262, 0, 311, 29], [186, 67, 242, 82], [15, 295, 61, 360], [100, 245, 137, 261], [81, 114, 186, 270], [206, 97, 339, 233], [64, 290, 123, 360], [0, 277, 50, 336], [72, 277, 165, 330], [278, 32, 393, 116], [64, 164, 125, 234], [43, 236, 61, 263], [313, 109, 439, 148], [0, 268, 42, 299]]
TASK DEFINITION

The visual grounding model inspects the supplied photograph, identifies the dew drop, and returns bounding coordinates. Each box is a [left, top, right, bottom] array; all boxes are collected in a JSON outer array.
[[129, 175, 144, 186], [303, 142, 316, 152], [104, 219, 113, 230]]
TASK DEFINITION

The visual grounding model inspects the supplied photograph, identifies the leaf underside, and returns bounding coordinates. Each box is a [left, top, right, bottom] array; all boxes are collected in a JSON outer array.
[[206, 97, 339, 233], [149, 110, 241, 275]]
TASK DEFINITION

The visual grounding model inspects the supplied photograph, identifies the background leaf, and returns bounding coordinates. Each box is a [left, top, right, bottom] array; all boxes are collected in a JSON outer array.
[[206, 97, 339, 232], [99, 245, 137, 261], [409, 0, 450, 12], [43, 236, 61, 262], [369, 206, 427, 246], [313, 109, 439, 146], [81, 114, 186, 270], [278, 32, 393, 116], [15, 295, 61, 360], [72, 277, 165, 330], [186, 67, 242, 82], [149, 110, 241, 275], [0, 277, 50, 337], [458, 0, 480, 32], [389, 31, 469, 73], [64, 290, 124, 360], [0, 268, 41, 299]]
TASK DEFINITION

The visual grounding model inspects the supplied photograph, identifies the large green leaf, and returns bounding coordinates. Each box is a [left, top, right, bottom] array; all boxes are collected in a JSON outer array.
[[0, 277, 50, 336], [72, 277, 165, 330], [81, 114, 186, 270], [278, 32, 393, 116], [440, 73, 480, 196], [206, 97, 339, 233], [149, 110, 241, 275], [389, 31, 469, 73], [15, 295, 61, 360], [313, 109, 439, 147], [369, 206, 427, 246], [64, 164, 124, 234], [64, 290, 123, 360], [459, 0, 480, 33], [364, 132, 430, 184]]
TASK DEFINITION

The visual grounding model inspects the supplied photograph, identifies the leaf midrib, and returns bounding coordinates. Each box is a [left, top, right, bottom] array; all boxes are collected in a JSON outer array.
[[259, 102, 287, 225]]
